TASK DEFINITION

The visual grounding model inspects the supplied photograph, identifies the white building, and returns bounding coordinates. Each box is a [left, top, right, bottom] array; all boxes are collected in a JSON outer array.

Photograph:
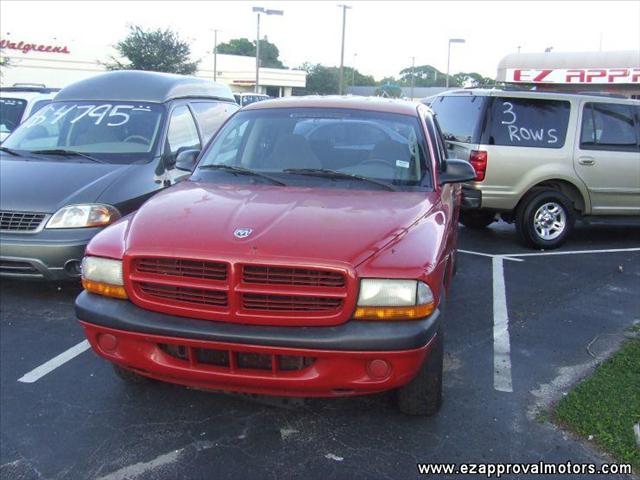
[[0, 35, 306, 96]]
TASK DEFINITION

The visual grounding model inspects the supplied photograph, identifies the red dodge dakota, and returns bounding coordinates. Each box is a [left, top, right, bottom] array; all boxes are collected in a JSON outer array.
[[75, 96, 475, 415]]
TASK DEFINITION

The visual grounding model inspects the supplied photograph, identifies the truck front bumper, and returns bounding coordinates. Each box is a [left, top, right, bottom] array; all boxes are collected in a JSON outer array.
[[76, 291, 441, 397]]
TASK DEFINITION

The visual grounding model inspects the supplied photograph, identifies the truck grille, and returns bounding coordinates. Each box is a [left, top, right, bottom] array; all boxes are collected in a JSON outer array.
[[242, 293, 342, 312], [243, 265, 345, 287], [0, 211, 47, 232], [127, 256, 352, 326]]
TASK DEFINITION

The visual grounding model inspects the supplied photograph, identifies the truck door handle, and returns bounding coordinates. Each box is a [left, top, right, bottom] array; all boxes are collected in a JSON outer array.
[[578, 156, 596, 166]]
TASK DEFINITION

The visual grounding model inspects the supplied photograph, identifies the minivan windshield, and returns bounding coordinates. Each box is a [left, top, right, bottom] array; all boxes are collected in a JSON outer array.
[[196, 108, 430, 190], [0, 98, 27, 135], [3, 101, 165, 163]]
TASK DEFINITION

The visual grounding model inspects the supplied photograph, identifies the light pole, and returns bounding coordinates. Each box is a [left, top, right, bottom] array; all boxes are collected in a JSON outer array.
[[351, 52, 358, 87], [337, 4, 351, 95], [446, 38, 465, 88], [252, 6, 284, 93], [212, 29, 219, 82], [410, 56, 415, 100]]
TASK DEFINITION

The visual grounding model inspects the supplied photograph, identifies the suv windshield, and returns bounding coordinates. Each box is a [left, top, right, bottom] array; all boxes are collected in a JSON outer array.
[[0, 98, 28, 135], [196, 108, 430, 190], [3, 101, 165, 163]]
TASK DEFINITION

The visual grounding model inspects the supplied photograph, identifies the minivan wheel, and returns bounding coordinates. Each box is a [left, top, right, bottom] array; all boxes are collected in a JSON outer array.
[[396, 327, 443, 416], [515, 189, 576, 249], [459, 211, 495, 229], [112, 364, 154, 384]]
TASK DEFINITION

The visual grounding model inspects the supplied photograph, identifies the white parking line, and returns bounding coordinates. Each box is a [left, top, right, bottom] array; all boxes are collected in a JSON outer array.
[[503, 247, 640, 258], [458, 249, 524, 262], [492, 256, 513, 393], [18, 340, 90, 384]]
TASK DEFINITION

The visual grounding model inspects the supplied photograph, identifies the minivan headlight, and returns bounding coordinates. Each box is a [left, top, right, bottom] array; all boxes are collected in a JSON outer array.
[[355, 279, 434, 320], [46, 204, 120, 229], [81, 256, 127, 299]]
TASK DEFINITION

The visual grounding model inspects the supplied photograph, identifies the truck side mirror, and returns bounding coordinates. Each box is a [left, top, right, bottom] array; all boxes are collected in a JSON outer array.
[[439, 158, 476, 185], [175, 149, 201, 172]]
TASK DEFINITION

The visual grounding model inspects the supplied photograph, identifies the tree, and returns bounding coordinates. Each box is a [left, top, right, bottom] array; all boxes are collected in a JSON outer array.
[[0, 56, 10, 78], [293, 63, 377, 95], [105, 26, 199, 75], [216, 36, 284, 68], [398, 65, 449, 87], [451, 72, 496, 88]]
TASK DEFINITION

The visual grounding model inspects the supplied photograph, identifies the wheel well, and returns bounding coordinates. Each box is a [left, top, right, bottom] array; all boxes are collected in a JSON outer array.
[[520, 180, 586, 214]]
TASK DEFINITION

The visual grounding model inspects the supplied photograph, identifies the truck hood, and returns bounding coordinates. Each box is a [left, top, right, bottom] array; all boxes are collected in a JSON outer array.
[[124, 181, 438, 267], [0, 156, 134, 213]]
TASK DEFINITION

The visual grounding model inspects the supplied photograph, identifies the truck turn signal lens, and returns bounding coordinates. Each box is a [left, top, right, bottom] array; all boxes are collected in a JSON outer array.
[[82, 279, 128, 299], [353, 303, 434, 321]]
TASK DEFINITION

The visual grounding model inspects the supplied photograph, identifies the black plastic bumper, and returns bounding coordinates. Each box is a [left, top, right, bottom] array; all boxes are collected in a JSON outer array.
[[461, 186, 482, 210], [75, 291, 441, 352]]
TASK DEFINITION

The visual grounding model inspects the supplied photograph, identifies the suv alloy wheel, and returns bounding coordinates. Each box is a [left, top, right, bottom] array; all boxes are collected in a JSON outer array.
[[515, 189, 576, 249]]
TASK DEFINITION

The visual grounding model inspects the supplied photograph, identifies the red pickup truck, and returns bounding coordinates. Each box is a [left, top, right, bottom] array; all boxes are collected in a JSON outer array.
[[75, 96, 475, 415]]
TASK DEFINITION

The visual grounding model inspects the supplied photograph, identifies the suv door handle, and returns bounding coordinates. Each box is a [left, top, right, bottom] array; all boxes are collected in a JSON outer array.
[[578, 156, 596, 166]]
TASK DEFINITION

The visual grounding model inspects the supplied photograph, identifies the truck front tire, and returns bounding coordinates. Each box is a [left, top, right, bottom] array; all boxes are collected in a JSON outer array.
[[396, 327, 443, 416]]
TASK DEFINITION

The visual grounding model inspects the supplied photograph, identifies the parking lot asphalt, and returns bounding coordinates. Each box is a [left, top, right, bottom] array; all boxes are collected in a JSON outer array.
[[1, 221, 639, 480]]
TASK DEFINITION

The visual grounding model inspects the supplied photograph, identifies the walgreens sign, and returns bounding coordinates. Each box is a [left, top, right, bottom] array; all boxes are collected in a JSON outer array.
[[0, 39, 70, 55], [506, 68, 640, 84]]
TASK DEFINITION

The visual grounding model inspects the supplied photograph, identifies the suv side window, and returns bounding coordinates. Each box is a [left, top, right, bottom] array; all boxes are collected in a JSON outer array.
[[166, 105, 201, 157], [580, 103, 638, 152], [486, 97, 570, 149], [190, 102, 238, 145]]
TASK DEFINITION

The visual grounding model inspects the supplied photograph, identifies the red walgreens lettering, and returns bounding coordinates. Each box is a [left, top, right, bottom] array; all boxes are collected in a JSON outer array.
[[0, 38, 70, 54]]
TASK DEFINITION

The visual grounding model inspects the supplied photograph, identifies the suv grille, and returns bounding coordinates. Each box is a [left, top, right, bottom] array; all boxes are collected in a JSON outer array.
[[127, 256, 351, 326], [243, 265, 345, 287], [0, 211, 47, 232]]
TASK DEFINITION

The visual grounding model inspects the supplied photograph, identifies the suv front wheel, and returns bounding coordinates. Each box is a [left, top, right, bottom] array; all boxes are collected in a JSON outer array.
[[515, 189, 576, 249]]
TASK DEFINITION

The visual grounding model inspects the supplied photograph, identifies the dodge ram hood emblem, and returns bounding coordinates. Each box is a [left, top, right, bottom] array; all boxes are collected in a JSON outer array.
[[234, 228, 253, 239]]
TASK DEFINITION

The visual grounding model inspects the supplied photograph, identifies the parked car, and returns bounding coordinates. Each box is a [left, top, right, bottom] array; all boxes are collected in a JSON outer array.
[[75, 96, 475, 415], [0, 84, 60, 142], [234, 92, 270, 107], [429, 89, 640, 248], [0, 70, 238, 280]]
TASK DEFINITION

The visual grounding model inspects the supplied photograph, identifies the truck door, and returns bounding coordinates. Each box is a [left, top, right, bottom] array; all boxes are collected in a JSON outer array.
[[575, 101, 640, 215]]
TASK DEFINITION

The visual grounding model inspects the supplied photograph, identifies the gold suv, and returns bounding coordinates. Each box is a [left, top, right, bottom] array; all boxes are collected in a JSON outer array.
[[430, 90, 640, 249]]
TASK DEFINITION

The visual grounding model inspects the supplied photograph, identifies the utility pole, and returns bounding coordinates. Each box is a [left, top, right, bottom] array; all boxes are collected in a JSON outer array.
[[446, 38, 465, 88], [337, 4, 351, 95], [213, 29, 219, 82], [410, 56, 415, 100], [351, 52, 357, 87], [252, 7, 284, 93]]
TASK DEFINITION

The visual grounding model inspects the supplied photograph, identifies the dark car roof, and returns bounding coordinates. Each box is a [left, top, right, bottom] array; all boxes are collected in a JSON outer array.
[[54, 71, 235, 104], [243, 95, 421, 116]]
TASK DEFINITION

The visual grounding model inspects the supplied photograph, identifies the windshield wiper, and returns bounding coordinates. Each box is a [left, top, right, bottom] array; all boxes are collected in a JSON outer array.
[[283, 168, 396, 191], [0, 146, 21, 156], [198, 164, 287, 186], [30, 149, 106, 164]]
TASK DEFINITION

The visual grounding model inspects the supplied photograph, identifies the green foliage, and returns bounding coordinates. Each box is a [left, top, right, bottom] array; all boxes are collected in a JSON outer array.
[[293, 63, 376, 95], [216, 37, 284, 68], [106, 26, 199, 75], [399, 65, 449, 87], [0, 56, 10, 78], [451, 72, 496, 88], [555, 339, 640, 471]]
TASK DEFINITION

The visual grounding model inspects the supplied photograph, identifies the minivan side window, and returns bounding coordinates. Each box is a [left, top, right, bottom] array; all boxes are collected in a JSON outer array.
[[486, 97, 570, 149], [190, 102, 238, 145], [580, 103, 638, 152], [166, 105, 201, 157]]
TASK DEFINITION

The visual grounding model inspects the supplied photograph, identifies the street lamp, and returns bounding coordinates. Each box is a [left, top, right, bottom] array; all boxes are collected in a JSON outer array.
[[351, 52, 358, 87], [409, 56, 416, 100], [252, 6, 284, 93], [212, 29, 220, 82], [445, 38, 465, 88], [337, 4, 352, 95]]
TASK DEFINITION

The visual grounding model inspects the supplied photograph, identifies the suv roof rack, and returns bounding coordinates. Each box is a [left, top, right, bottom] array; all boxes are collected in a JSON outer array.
[[1, 84, 61, 93]]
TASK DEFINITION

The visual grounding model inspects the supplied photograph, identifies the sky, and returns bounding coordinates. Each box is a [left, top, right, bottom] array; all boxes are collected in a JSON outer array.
[[1, 0, 639, 80]]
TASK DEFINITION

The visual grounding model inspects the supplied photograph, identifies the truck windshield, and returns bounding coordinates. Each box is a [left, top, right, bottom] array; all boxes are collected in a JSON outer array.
[[2, 101, 165, 163], [0, 98, 28, 135], [197, 108, 430, 190]]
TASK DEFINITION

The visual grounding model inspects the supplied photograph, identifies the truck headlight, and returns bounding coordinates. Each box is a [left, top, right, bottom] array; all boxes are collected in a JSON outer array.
[[355, 279, 434, 320], [46, 204, 120, 229], [81, 256, 127, 299]]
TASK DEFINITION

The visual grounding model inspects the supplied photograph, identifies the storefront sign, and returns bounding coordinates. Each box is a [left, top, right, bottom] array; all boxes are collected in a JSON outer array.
[[0, 39, 70, 55], [506, 68, 640, 84]]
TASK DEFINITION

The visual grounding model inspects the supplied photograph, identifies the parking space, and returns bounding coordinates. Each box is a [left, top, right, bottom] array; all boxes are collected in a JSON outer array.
[[1, 222, 639, 480]]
